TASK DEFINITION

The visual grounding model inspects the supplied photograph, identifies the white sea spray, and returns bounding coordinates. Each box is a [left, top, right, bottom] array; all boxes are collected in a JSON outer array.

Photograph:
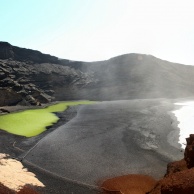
[[172, 101, 194, 148]]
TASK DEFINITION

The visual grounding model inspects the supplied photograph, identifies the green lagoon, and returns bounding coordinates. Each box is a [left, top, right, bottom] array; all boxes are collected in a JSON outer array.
[[0, 101, 94, 137]]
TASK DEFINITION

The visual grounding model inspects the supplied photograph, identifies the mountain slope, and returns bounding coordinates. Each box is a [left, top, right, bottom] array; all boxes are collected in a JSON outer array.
[[68, 54, 194, 100], [1, 42, 194, 106]]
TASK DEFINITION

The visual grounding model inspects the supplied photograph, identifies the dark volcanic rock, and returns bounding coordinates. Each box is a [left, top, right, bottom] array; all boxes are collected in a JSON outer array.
[[1, 42, 194, 106], [0, 89, 22, 106], [0, 41, 58, 64], [0, 57, 93, 106], [0, 42, 14, 59]]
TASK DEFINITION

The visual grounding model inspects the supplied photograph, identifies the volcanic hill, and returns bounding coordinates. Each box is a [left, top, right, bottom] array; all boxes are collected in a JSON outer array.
[[1, 41, 194, 106]]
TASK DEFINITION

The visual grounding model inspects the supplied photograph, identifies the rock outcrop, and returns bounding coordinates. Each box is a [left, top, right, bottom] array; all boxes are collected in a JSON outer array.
[[148, 134, 194, 194], [0, 59, 51, 106], [0, 42, 94, 106]]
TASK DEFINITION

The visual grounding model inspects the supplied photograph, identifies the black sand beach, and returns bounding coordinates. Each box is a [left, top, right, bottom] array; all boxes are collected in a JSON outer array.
[[0, 99, 184, 193]]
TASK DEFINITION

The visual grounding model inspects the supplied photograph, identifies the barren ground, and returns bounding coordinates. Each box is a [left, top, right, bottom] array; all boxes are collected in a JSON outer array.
[[0, 99, 184, 193]]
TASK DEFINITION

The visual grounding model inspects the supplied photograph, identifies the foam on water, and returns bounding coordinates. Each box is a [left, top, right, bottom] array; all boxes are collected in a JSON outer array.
[[172, 101, 194, 148]]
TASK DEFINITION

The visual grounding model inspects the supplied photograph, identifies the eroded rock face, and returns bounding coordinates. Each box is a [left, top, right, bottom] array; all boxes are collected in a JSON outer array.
[[0, 42, 97, 106], [0, 58, 94, 106], [0, 59, 51, 106], [2, 42, 194, 106]]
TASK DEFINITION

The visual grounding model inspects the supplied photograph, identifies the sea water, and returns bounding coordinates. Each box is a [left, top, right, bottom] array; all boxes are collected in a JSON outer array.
[[172, 101, 194, 149]]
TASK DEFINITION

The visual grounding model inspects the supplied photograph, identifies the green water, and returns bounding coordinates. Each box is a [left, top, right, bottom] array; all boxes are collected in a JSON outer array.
[[0, 101, 94, 137]]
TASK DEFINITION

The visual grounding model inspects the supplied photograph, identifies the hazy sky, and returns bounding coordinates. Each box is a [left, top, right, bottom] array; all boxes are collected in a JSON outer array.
[[1, 0, 194, 64]]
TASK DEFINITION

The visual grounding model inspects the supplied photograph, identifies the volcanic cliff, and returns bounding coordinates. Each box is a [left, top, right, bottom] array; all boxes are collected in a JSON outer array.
[[0, 42, 94, 106], [1, 42, 194, 106]]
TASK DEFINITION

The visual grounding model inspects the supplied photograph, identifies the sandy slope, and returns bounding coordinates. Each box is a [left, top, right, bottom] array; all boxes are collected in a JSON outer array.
[[0, 153, 44, 192]]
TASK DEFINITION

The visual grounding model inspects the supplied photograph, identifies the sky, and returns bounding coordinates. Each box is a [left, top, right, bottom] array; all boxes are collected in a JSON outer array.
[[0, 0, 194, 65]]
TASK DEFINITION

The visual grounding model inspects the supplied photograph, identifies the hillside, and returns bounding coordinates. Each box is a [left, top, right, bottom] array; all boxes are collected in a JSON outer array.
[[1, 42, 194, 106], [80, 54, 194, 100], [0, 42, 94, 106]]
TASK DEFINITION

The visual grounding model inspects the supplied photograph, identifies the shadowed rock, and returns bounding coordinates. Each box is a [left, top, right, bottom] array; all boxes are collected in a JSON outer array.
[[0, 41, 58, 64]]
